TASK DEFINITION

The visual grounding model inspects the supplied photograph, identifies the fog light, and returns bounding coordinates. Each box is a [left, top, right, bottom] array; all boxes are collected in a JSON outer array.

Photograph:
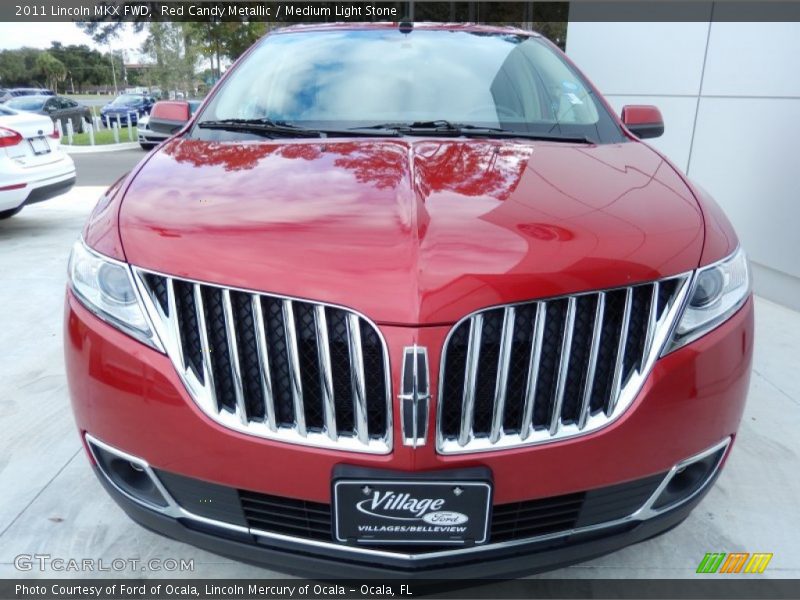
[[652, 443, 728, 510], [86, 436, 169, 509]]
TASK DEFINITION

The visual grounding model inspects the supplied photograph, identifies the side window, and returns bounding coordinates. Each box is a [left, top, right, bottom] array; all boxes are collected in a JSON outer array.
[[45, 98, 58, 111]]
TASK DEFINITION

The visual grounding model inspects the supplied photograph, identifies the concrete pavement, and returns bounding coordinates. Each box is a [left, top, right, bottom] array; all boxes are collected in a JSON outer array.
[[0, 178, 797, 579], [71, 149, 145, 186]]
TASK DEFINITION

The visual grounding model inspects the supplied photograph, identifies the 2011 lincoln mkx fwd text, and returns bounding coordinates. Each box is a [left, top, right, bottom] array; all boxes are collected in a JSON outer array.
[[64, 22, 753, 577]]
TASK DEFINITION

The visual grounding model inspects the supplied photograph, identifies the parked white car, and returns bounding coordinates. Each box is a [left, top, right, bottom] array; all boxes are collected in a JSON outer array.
[[0, 105, 75, 219]]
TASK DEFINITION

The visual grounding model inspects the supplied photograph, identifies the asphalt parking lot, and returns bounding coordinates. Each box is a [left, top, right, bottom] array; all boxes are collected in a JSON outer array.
[[0, 149, 798, 579]]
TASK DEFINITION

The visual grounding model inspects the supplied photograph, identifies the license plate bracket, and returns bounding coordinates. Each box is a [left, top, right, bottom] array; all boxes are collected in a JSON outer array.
[[333, 476, 492, 546], [29, 136, 50, 155]]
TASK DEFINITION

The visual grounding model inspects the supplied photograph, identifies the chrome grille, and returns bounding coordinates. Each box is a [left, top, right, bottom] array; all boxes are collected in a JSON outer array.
[[437, 276, 691, 454], [135, 270, 392, 453]]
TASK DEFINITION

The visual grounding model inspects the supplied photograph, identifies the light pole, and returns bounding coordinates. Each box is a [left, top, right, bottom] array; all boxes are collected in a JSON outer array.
[[110, 50, 118, 94]]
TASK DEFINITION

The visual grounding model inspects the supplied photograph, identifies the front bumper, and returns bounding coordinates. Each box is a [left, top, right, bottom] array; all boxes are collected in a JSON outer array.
[[137, 129, 168, 145], [94, 459, 715, 578], [65, 290, 753, 574]]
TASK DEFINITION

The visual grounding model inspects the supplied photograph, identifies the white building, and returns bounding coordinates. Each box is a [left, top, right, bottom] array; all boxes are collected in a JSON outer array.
[[567, 15, 800, 310]]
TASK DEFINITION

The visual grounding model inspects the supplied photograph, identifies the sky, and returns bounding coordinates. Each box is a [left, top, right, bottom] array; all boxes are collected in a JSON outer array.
[[0, 22, 147, 60]]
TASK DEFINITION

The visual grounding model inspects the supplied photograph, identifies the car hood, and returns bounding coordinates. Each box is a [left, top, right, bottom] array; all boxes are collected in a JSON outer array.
[[118, 137, 703, 325]]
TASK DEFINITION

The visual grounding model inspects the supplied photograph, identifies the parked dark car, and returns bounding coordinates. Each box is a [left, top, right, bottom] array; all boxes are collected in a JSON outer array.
[[5, 94, 91, 133], [100, 93, 155, 126], [0, 87, 55, 102]]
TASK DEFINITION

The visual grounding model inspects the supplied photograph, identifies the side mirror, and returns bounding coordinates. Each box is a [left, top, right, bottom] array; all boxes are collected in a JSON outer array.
[[150, 100, 190, 123], [621, 105, 664, 139], [148, 100, 191, 135]]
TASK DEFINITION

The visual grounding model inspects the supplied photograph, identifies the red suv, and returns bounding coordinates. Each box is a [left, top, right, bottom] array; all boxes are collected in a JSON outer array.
[[65, 23, 753, 577]]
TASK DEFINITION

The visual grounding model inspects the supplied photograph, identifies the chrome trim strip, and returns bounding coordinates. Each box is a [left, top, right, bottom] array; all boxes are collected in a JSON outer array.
[[458, 314, 483, 447], [86, 434, 730, 564], [347, 313, 369, 445], [165, 279, 184, 371], [193, 283, 217, 412], [222, 289, 248, 425], [578, 292, 604, 430], [550, 297, 576, 435], [608, 287, 633, 415], [490, 307, 516, 443], [633, 437, 731, 520], [400, 346, 430, 447], [438, 275, 693, 454], [282, 300, 306, 437], [642, 282, 659, 372], [519, 302, 545, 441], [314, 305, 337, 442], [251, 296, 277, 432], [412, 346, 419, 444]]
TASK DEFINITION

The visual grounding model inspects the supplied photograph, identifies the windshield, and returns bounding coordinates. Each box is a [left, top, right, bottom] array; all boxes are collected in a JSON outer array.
[[195, 28, 622, 143], [111, 94, 144, 106], [6, 97, 46, 111]]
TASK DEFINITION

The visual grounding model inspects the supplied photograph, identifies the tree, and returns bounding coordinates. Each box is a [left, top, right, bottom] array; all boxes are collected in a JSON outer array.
[[35, 52, 67, 93], [139, 23, 202, 96], [185, 22, 270, 80], [0, 50, 26, 85], [49, 43, 115, 93]]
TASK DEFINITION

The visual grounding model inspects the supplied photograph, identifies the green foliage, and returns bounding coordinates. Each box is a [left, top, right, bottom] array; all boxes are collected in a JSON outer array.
[[0, 44, 119, 91], [35, 51, 67, 92]]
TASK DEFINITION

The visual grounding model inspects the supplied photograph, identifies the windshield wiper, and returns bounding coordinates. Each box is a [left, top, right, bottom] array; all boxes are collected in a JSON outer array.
[[351, 120, 462, 136], [197, 118, 321, 138], [350, 121, 593, 143], [459, 126, 594, 144], [197, 118, 400, 138]]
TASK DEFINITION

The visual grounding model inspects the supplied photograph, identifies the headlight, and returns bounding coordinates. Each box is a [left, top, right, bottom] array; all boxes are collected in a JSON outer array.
[[68, 239, 163, 351], [664, 247, 751, 353]]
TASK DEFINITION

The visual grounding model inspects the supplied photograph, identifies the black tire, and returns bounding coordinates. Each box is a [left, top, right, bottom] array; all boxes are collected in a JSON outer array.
[[140, 143, 156, 151], [0, 206, 23, 220], [76, 118, 84, 134]]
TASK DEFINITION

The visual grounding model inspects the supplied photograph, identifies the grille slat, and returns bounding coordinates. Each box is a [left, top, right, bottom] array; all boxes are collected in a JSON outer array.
[[550, 297, 576, 435], [347, 313, 370, 445], [137, 271, 391, 453], [520, 302, 546, 440], [459, 314, 483, 446], [438, 277, 689, 453], [315, 306, 338, 441], [490, 307, 516, 443], [252, 296, 278, 431], [221, 289, 248, 424], [282, 300, 307, 436], [578, 292, 605, 429], [193, 284, 217, 411]]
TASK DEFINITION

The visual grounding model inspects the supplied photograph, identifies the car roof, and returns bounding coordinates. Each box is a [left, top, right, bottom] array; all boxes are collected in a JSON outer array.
[[273, 21, 539, 37], [11, 87, 52, 93]]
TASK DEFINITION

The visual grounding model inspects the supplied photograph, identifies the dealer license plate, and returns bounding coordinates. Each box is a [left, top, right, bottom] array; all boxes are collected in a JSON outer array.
[[333, 479, 491, 545]]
